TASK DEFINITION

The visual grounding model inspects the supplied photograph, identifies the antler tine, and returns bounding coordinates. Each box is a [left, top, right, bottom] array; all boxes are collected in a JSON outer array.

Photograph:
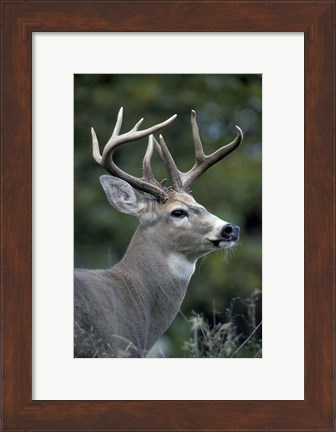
[[142, 135, 155, 182], [92, 108, 177, 201], [151, 135, 183, 191], [190, 110, 205, 162], [111, 106, 124, 138], [92, 127, 102, 164], [111, 107, 144, 137], [142, 135, 162, 188], [181, 110, 243, 190]]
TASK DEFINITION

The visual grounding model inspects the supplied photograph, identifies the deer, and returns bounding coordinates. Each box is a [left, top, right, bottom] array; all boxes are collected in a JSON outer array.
[[74, 107, 243, 358]]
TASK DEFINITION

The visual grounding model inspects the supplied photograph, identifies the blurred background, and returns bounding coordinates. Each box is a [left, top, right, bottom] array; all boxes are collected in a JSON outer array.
[[74, 74, 262, 357]]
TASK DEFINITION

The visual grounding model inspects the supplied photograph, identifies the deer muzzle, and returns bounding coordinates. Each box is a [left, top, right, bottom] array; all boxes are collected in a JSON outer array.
[[220, 223, 240, 242]]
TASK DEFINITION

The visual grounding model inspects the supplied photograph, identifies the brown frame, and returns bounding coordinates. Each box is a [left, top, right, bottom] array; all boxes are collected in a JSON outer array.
[[1, 1, 335, 431]]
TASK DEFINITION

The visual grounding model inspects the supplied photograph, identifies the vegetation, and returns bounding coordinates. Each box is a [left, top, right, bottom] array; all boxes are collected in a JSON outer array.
[[182, 289, 262, 358], [74, 74, 262, 357]]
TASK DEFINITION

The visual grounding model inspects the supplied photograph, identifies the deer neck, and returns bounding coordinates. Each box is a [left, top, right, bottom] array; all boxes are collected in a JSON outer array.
[[119, 225, 196, 286], [112, 226, 196, 350]]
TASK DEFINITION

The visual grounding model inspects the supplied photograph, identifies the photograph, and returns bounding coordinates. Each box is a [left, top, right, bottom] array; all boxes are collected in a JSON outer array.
[[73, 74, 262, 358]]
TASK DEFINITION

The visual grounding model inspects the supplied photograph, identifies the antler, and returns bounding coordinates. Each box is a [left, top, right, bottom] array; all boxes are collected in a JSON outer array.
[[181, 110, 243, 189], [153, 110, 243, 191], [91, 107, 177, 201], [92, 108, 243, 201]]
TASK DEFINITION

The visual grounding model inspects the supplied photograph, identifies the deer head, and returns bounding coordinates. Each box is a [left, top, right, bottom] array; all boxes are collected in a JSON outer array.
[[92, 107, 243, 262]]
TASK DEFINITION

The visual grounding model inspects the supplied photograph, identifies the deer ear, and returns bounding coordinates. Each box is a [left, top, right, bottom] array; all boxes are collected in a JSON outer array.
[[99, 175, 146, 216]]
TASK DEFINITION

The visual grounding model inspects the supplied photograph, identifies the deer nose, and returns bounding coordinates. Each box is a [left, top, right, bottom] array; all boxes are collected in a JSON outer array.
[[221, 224, 240, 241]]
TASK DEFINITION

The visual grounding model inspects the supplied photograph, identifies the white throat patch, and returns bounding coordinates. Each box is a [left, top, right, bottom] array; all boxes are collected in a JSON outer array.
[[168, 253, 196, 282]]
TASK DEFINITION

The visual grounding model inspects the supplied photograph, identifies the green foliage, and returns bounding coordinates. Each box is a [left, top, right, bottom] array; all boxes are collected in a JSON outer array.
[[74, 74, 262, 357]]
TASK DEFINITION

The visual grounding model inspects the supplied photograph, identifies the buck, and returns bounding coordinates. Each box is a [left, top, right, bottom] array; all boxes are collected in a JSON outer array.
[[74, 107, 243, 357]]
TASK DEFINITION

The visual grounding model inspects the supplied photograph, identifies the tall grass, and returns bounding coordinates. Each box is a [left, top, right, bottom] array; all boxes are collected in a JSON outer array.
[[182, 289, 262, 358]]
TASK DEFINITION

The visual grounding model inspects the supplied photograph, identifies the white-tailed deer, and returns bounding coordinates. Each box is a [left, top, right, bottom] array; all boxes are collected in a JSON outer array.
[[74, 107, 243, 357]]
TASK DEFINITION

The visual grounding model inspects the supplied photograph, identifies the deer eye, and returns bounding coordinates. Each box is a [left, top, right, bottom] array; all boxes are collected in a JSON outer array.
[[170, 209, 188, 218]]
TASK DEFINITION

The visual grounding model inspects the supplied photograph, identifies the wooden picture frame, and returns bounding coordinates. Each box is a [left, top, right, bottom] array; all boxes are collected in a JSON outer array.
[[1, 1, 334, 430]]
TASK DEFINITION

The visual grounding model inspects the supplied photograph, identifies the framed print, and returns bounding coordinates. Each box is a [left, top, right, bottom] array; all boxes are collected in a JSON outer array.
[[1, 1, 335, 431], [33, 33, 302, 401]]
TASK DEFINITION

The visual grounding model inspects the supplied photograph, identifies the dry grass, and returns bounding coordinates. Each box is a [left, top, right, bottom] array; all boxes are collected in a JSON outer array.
[[182, 289, 262, 358]]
